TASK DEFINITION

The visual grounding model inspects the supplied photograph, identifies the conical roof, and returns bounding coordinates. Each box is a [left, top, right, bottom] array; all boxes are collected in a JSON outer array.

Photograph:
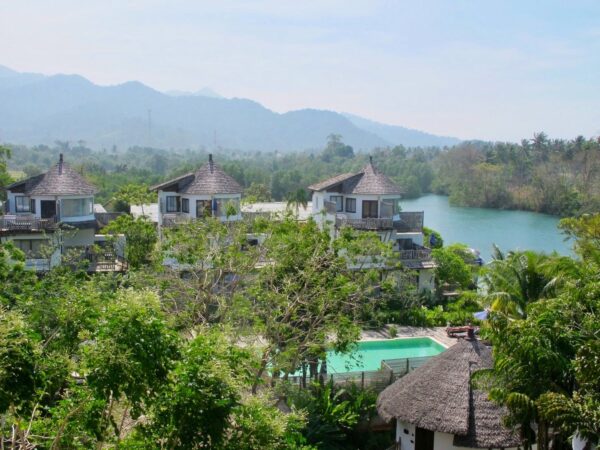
[[151, 155, 243, 195], [6, 154, 97, 196], [308, 157, 403, 195], [377, 339, 521, 448]]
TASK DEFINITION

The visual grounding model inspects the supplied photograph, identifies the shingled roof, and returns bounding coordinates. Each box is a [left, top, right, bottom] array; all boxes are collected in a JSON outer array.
[[377, 339, 521, 449], [307, 157, 403, 195], [6, 154, 97, 196], [151, 154, 243, 195]]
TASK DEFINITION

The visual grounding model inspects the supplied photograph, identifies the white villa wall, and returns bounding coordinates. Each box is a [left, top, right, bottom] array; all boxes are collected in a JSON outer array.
[[6, 192, 95, 223], [395, 421, 521, 450], [157, 191, 242, 224], [313, 191, 401, 220], [418, 268, 435, 291]]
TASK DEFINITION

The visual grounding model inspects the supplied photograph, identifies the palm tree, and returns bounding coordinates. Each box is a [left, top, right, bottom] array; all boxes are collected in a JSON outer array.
[[286, 189, 308, 218], [482, 248, 556, 318]]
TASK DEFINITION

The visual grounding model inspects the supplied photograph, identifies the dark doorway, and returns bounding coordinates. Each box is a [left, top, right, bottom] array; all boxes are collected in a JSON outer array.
[[415, 427, 434, 450], [40, 200, 56, 219]]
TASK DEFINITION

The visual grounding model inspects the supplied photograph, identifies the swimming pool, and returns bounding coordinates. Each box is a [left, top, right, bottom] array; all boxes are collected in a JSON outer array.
[[326, 337, 446, 373]]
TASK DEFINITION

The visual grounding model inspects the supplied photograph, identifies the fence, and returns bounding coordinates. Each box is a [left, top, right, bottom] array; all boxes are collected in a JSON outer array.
[[286, 356, 433, 392]]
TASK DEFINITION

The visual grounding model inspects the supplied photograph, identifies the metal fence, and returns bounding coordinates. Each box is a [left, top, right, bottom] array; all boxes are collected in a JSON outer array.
[[285, 356, 433, 392]]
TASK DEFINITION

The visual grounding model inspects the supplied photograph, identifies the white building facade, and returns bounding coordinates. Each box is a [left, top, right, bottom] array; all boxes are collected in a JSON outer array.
[[151, 154, 243, 227], [1, 154, 125, 272], [308, 158, 435, 292]]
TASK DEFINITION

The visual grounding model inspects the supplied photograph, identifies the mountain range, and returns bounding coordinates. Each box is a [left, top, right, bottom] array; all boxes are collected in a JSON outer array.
[[0, 65, 460, 151]]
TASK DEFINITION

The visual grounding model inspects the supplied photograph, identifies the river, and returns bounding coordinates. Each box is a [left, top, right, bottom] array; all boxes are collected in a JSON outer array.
[[401, 194, 573, 262]]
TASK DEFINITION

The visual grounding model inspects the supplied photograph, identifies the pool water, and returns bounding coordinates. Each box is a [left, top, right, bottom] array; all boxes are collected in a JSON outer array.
[[326, 337, 446, 373]]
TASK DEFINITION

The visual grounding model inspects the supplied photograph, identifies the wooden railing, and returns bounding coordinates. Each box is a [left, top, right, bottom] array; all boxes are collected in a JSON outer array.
[[162, 213, 193, 227], [398, 248, 432, 261], [0, 215, 58, 233], [394, 211, 424, 232], [336, 217, 394, 230], [335, 212, 424, 232]]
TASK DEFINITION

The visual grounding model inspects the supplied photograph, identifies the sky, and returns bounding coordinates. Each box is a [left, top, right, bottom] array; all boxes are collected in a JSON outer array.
[[0, 0, 599, 141]]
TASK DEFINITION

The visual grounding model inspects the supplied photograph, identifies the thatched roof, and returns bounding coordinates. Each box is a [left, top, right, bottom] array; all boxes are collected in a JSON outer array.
[[308, 158, 403, 195], [6, 154, 97, 196], [151, 154, 242, 195], [377, 339, 521, 448]]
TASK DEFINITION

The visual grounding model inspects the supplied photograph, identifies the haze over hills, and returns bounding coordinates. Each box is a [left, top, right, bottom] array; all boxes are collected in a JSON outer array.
[[0, 65, 461, 151]]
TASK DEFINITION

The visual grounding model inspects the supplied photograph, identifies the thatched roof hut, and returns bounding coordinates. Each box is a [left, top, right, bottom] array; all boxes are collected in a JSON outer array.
[[308, 158, 403, 195], [377, 338, 521, 449], [151, 154, 242, 195], [7, 154, 97, 196]]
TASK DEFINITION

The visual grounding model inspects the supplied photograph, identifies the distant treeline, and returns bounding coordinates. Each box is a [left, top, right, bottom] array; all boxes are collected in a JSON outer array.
[[5, 132, 600, 216]]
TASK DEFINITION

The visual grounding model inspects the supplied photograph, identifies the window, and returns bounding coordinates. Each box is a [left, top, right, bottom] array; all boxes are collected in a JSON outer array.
[[345, 198, 356, 213], [362, 200, 378, 218], [15, 196, 31, 213], [30, 199, 36, 214], [196, 200, 211, 218], [181, 198, 189, 213], [61, 198, 93, 217], [330, 195, 343, 212], [381, 198, 402, 217], [166, 196, 180, 213], [14, 239, 46, 258], [220, 199, 240, 217]]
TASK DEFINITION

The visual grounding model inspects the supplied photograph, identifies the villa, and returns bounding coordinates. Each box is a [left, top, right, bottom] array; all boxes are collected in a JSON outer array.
[[151, 154, 243, 227], [377, 338, 522, 450], [308, 158, 435, 291], [0, 154, 125, 272]]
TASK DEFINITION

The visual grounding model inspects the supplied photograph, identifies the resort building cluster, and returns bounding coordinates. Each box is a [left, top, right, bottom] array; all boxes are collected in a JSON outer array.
[[1, 153, 434, 291], [1, 154, 526, 450]]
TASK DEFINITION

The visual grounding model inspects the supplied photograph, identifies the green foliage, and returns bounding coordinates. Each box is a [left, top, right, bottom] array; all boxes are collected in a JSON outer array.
[[286, 381, 390, 450], [482, 249, 557, 318], [0, 145, 12, 200], [432, 244, 474, 290], [138, 331, 253, 449], [423, 226, 443, 249], [0, 308, 38, 413], [102, 214, 157, 268]]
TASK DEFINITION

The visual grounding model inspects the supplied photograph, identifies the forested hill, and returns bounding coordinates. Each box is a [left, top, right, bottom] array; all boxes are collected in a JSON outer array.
[[5, 133, 599, 217], [0, 65, 460, 151]]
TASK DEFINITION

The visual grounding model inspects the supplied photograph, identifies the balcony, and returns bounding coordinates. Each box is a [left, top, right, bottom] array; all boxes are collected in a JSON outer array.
[[335, 211, 424, 232], [162, 213, 194, 227], [0, 215, 58, 234], [398, 247, 432, 261]]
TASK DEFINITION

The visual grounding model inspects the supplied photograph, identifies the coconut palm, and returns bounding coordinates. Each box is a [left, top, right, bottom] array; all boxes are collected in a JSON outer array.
[[482, 248, 556, 318]]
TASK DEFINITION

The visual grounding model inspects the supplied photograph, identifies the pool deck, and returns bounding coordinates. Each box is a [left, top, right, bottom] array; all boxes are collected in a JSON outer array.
[[360, 326, 457, 348]]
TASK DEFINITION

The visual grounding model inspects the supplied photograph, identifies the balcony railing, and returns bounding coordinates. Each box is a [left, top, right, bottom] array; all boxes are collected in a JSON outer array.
[[0, 215, 58, 233], [162, 213, 194, 227], [335, 212, 424, 232], [398, 248, 432, 261]]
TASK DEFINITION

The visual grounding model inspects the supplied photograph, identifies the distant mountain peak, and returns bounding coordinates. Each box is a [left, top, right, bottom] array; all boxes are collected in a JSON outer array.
[[165, 87, 223, 99]]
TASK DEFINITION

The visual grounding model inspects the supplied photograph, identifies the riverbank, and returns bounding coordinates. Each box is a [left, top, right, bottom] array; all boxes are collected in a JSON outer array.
[[401, 194, 573, 261]]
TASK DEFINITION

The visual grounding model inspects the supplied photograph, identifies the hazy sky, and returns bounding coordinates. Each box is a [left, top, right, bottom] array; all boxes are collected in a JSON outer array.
[[1, 1, 599, 141]]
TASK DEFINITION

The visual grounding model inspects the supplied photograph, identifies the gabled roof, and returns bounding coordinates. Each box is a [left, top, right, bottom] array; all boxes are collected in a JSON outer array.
[[307, 158, 403, 195], [377, 339, 521, 448], [151, 155, 243, 195], [6, 154, 97, 196]]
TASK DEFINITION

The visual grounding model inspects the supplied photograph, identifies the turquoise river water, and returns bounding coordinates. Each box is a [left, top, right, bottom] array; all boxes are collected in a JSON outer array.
[[401, 194, 573, 262]]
